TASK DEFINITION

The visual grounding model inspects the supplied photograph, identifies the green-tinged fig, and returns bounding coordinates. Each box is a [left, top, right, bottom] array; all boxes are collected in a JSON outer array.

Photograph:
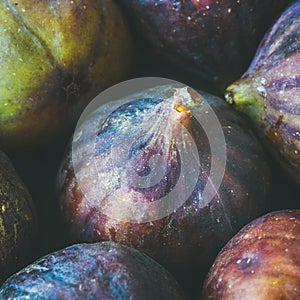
[[0, 242, 187, 300], [117, 0, 287, 90], [57, 80, 270, 294], [202, 210, 300, 300], [225, 1, 300, 185], [0, 0, 132, 152], [0, 150, 37, 283]]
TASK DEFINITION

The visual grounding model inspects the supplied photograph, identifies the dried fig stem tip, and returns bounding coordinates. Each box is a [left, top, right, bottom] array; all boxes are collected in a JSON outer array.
[[224, 89, 235, 105], [172, 87, 193, 125], [174, 104, 189, 113]]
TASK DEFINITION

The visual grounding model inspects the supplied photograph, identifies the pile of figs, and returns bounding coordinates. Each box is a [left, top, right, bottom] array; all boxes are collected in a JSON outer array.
[[0, 1, 299, 299]]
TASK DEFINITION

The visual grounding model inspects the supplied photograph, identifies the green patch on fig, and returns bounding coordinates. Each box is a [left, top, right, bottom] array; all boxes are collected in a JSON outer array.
[[0, 0, 132, 152]]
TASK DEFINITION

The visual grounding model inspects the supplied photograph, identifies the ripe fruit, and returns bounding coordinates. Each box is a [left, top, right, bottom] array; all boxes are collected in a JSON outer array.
[[0, 0, 132, 152], [0, 242, 187, 300], [202, 210, 300, 300], [57, 82, 270, 292], [0, 150, 37, 283], [225, 1, 300, 185], [118, 0, 287, 90]]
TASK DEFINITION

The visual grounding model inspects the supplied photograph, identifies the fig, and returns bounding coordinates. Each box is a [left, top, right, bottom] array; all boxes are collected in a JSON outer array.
[[0, 150, 37, 283], [57, 80, 270, 294], [225, 1, 300, 185], [0, 242, 187, 300], [117, 0, 286, 90], [202, 209, 300, 300], [0, 0, 132, 152]]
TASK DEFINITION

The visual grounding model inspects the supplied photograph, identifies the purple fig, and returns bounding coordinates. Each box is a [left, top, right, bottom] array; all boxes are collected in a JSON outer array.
[[57, 81, 270, 293], [117, 0, 287, 90], [0, 242, 187, 300], [202, 210, 300, 300], [226, 1, 300, 185], [0, 150, 37, 283]]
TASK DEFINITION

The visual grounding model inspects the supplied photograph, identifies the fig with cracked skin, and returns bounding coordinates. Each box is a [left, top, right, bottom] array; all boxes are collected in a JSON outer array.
[[202, 210, 300, 300], [0, 0, 132, 152], [0, 150, 37, 284], [0, 242, 187, 300], [57, 83, 271, 292], [117, 0, 288, 90], [225, 1, 300, 185]]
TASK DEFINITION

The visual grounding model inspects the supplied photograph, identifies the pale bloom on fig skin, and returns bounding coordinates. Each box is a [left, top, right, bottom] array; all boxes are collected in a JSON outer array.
[[0, 242, 186, 299]]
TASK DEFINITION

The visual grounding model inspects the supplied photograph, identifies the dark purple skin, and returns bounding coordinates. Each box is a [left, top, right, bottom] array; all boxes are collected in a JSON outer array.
[[226, 1, 300, 184], [0, 242, 187, 300], [0, 150, 37, 284], [57, 86, 271, 295], [117, 0, 288, 90], [202, 210, 300, 299]]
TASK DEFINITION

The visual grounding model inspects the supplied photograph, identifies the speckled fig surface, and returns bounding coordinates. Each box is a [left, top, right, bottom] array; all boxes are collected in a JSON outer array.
[[202, 210, 300, 300], [0, 242, 187, 300], [0, 0, 132, 152], [226, 1, 300, 185], [57, 83, 271, 292], [0, 150, 37, 284], [118, 0, 287, 90]]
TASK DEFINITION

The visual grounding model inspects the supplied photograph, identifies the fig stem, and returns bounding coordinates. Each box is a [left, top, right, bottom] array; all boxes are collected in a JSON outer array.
[[174, 104, 189, 113], [225, 77, 266, 120], [170, 88, 193, 126]]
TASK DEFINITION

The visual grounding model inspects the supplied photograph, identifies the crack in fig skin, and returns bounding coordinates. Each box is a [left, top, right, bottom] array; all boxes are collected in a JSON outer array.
[[225, 1, 300, 184], [57, 88, 271, 294], [202, 210, 300, 300]]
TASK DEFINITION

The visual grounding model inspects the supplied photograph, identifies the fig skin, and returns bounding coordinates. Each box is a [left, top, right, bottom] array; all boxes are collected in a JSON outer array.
[[117, 0, 287, 90], [202, 210, 300, 300], [0, 0, 132, 152], [0, 150, 37, 284], [57, 84, 271, 293], [0, 242, 187, 300], [225, 1, 300, 185]]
